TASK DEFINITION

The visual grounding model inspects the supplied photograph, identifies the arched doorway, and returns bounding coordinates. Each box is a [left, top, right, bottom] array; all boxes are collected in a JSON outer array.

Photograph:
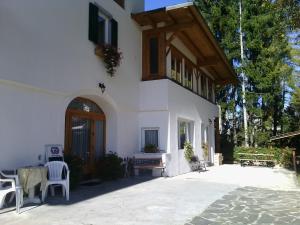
[[65, 97, 106, 176]]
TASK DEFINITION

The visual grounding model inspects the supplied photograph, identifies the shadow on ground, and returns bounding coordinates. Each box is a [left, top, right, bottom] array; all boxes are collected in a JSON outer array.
[[44, 176, 156, 206]]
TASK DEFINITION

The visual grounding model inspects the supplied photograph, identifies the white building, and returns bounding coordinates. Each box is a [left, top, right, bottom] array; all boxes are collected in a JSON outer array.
[[0, 0, 236, 177]]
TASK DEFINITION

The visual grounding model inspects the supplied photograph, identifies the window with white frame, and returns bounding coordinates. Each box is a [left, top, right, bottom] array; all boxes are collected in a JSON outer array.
[[201, 123, 208, 144], [141, 128, 159, 151], [178, 120, 194, 149]]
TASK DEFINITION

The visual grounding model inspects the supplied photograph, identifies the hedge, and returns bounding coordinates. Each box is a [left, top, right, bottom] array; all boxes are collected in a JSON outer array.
[[233, 147, 293, 168]]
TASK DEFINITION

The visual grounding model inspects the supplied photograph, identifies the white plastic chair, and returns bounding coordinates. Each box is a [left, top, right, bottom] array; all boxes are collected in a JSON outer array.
[[43, 161, 70, 201], [0, 171, 22, 213], [45, 144, 64, 162]]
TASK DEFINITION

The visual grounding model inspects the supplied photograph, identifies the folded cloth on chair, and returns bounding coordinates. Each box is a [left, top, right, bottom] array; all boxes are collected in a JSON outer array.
[[18, 167, 47, 194]]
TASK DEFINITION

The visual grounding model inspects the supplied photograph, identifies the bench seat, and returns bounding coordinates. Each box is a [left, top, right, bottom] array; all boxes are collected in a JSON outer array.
[[238, 153, 275, 167], [133, 158, 165, 177]]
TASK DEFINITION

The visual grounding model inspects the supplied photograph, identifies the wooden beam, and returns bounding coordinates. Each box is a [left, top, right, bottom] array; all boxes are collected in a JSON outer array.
[[176, 32, 205, 61], [143, 22, 195, 34], [147, 15, 157, 28], [166, 32, 177, 46]]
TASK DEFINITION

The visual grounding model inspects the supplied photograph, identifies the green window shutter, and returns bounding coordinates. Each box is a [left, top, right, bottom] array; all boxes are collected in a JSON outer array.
[[110, 19, 118, 48], [88, 3, 99, 44]]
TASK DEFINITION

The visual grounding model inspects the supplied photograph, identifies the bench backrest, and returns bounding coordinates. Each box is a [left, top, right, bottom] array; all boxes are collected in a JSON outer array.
[[237, 153, 274, 160], [134, 158, 162, 166]]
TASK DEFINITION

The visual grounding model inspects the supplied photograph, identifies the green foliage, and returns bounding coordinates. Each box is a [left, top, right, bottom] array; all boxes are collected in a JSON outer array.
[[96, 153, 124, 180], [184, 142, 194, 162], [144, 144, 159, 153], [64, 154, 84, 190], [101, 44, 122, 77], [195, 0, 299, 148], [234, 147, 293, 168]]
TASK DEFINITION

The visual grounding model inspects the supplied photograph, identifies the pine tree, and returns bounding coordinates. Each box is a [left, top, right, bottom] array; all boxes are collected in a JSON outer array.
[[195, 0, 298, 147]]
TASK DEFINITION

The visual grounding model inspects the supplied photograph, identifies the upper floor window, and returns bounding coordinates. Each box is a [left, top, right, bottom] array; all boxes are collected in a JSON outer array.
[[201, 75, 207, 98], [89, 3, 118, 48], [142, 32, 165, 79], [113, 0, 125, 8], [149, 37, 159, 74], [171, 50, 182, 83], [208, 79, 213, 102], [184, 63, 193, 90]]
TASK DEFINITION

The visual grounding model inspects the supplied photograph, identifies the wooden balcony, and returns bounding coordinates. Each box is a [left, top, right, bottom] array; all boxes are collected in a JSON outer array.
[[132, 2, 238, 98]]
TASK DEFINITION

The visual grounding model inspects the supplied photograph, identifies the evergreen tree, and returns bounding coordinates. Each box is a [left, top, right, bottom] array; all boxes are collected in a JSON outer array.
[[195, 0, 299, 147]]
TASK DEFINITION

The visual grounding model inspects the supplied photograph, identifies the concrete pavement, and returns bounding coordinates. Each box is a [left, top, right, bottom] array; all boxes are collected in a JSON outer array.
[[0, 165, 298, 225]]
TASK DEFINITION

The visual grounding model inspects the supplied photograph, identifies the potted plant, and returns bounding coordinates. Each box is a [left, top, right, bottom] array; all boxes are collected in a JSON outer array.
[[184, 142, 194, 163], [144, 144, 159, 153], [95, 44, 123, 77]]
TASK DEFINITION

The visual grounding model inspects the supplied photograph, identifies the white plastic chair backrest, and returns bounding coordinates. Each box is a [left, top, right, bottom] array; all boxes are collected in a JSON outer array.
[[45, 161, 69, 181], [45, 144, 64, 162]]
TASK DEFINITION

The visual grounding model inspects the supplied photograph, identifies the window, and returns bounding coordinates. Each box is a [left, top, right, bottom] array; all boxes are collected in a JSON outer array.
[[178, 120, 194, 149], [113, 0, 125, 8], [201, 75, 207, 98], [149, 37, 159, 74], [89, 3, 118, 48], [201, 123, 208, 144], [184, 65, 193, 90], [171, 49, 182, 83], [171, 57, 176, 80], [208, 79, 213, 101], [176, 59, 181, 82], [143, 32, 165, 79], [142, 128, 159, 150]]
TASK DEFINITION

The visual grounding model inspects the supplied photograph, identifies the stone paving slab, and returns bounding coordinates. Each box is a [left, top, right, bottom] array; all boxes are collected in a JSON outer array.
[[186, 186, 300, 225]]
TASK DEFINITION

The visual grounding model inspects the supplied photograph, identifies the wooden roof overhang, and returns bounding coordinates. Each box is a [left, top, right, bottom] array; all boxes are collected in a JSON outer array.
[[132, 3, 238, 85]]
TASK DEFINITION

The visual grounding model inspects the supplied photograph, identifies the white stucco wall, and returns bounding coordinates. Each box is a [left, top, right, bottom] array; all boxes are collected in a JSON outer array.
[[139, 79, 219, 176], [0, 0, 142, 169], [0, 0, 222, 176]]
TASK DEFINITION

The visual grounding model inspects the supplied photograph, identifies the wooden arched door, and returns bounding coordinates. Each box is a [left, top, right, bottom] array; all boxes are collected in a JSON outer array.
[[65, 97, 106, 176]]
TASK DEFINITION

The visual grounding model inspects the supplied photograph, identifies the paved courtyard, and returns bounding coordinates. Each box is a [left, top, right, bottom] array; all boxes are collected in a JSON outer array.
[[0, 165, 299, 225], [186, 187, 300, 225]]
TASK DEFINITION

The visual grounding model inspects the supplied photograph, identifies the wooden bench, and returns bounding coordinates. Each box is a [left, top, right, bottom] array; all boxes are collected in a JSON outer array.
[[237, 153, 275, 167], [133, 158, 165, 177]]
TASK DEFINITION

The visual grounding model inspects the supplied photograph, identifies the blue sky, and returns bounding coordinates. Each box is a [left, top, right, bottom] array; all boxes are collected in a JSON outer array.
[[145, 0, 190, 10]]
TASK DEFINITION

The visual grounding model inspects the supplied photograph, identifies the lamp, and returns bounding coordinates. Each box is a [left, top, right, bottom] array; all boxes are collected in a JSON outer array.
[[98, 82, 106, 93]]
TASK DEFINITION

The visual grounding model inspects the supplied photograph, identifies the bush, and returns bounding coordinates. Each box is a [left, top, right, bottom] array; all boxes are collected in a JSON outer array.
[[184, 142, 194, 163], [96, 153, 124, 180], [64, 154, 84, 189], [233, 146, 293, 168]]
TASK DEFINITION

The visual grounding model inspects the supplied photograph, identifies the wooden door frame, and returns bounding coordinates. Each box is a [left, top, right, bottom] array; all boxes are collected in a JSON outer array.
[[64, 99, 106, 161]]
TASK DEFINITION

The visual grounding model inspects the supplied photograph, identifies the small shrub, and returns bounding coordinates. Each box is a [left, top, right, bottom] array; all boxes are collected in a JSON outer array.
[[64, 154, 84, 190], [184, 142, 194, 162], [96, 152, 124, 180]]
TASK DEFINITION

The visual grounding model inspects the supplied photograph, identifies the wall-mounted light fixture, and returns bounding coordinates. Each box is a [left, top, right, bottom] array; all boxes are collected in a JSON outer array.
[[98, 82, 106, 93], [208, 118, 212, 125]]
